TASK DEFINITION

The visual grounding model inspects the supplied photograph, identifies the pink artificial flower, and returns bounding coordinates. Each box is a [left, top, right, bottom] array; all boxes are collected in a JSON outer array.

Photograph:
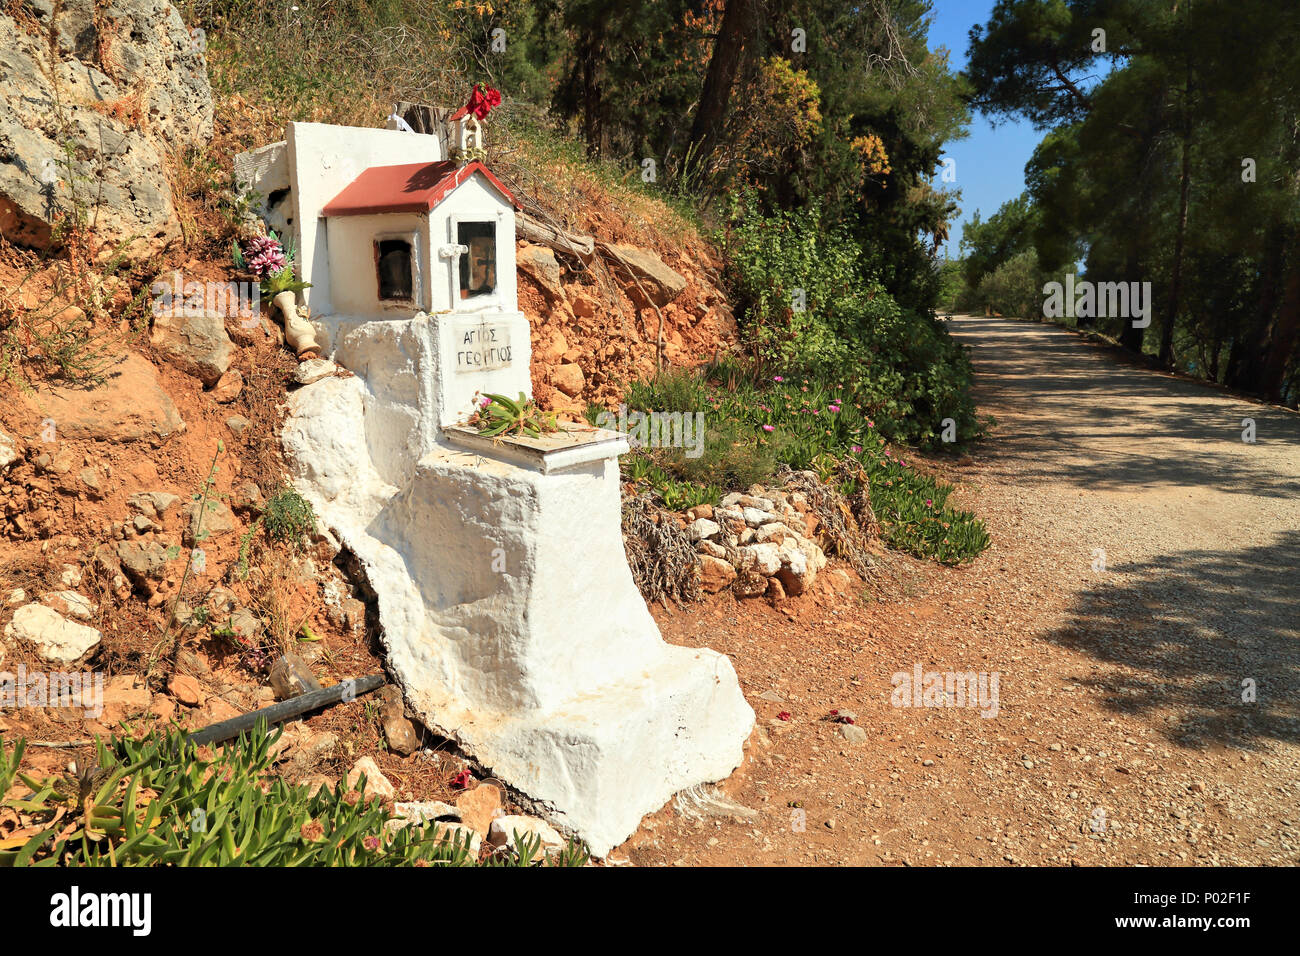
[[241, 235, 288, 279], [762, 424, 774, 432]]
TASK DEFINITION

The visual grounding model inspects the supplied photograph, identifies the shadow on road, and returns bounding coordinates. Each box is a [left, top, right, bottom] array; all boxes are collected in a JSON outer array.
[[949, 316, 1300, 499], [1043, 529, 1300, 750]]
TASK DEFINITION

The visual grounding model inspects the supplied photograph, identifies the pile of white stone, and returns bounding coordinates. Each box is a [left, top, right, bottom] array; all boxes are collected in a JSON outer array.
[[686, 487, 828, 599]]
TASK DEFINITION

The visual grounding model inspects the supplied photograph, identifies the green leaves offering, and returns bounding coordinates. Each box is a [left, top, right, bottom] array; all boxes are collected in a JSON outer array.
[[469, 392, 560, 439]]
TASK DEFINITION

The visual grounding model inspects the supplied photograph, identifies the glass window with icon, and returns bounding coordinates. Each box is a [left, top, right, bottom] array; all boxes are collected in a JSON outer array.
[[457, 221, 496, 299]]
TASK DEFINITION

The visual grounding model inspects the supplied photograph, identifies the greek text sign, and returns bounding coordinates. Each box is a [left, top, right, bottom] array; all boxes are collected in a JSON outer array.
[[455, 320, 512, 372]]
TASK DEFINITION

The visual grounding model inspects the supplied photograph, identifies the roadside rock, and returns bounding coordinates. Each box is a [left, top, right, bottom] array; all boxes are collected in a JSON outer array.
[[21, 354, 184, 445], [4, 604, 100, 662], [687, 518, 721, 542], [345, 756, 395, 802], [116, 540, 177, 588], [103, 675, 151, 715], [430, 822, 483, 856], [211, 369, 244, 403], [388, 801, 460, 832], [128, 491, 180, 520], [39, 590, 96, 620], [150, 311, 235, 386], [454, 785, 502, 835], [552, 363, 585, 398], [698, 554, 737, 593], [167, 673, 202, 706], [376, 685, 419, 756], [293, 358, 337, 385], [517, 244, 564, 302], [605, 244, 687, 306], [840, 724, 868, 746], [182, 498, 237, 543], [488, 814, 565, 851], [0, 429, 17, 470], [230, 482, 265, 516]]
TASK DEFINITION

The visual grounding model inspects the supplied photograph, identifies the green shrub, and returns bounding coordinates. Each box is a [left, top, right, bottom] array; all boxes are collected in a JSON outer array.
[[618, 365, 989, 564], [263, 487, 316, 545], [974, 249, 1049, 320], [719, 196, 981, 449]]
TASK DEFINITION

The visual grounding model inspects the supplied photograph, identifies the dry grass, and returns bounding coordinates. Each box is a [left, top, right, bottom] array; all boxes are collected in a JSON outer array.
[[621, 494, 703, 608]]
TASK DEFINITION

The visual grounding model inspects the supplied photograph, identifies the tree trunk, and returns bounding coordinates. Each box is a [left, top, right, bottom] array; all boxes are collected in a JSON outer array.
[[1258, 238, 1300, 403], [685, 0, 757, 179], [1226, 225, 1286, 392], [1159, 118, 1192, 367], [578, 34, 604, 159], [1118, 247, 1145, 352]]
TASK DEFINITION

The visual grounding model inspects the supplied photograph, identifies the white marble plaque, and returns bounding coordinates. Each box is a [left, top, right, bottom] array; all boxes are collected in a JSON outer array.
[[455, 319, 513, 372]]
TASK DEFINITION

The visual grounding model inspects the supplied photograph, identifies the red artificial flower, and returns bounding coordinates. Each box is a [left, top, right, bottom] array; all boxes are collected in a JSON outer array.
[[777, 711, 792, 721], [450, 769, 473, 790], [465, 83, 502, 120]]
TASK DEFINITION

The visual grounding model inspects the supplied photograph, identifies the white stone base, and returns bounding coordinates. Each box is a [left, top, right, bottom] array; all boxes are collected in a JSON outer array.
[[425, 643, 752, 856], [282, 368, 754, 856]]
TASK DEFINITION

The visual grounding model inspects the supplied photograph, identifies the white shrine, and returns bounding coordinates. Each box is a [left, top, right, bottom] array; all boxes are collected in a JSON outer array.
[[241, 117, 754, 855]]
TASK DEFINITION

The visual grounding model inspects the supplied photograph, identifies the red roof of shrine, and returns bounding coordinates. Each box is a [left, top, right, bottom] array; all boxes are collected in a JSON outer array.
[[321, 160, 520, 217]]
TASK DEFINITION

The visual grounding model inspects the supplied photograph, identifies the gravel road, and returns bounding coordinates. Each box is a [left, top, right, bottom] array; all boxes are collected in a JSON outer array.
[[630, 315, 1299, 866]]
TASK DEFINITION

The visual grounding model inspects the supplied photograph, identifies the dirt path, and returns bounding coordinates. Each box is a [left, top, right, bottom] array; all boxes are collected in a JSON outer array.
[[624, 315, 1300, 866]]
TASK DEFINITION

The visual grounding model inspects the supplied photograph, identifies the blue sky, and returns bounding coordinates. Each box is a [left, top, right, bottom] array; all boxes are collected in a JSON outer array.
[[926, 0, 1042, 259]]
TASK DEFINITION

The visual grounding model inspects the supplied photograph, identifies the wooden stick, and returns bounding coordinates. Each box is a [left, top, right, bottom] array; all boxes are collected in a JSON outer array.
[[517, 211, 595, 258]]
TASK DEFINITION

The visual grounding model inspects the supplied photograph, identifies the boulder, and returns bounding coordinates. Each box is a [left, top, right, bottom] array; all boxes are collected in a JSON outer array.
[[698, 554, 737, 593], [21, 353, 184, 445], [517, 245, 564, 302], [552, 363, 585, 398], [0, 0, 214, 255], [150, 311, 234, 386], [604, 244, 687, 306], [4, 604, 100, 662]]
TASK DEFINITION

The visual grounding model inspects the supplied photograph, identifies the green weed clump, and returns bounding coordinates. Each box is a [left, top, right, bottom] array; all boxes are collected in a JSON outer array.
[[262, 487, 316, 545], [0, 726, 588, 867]]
